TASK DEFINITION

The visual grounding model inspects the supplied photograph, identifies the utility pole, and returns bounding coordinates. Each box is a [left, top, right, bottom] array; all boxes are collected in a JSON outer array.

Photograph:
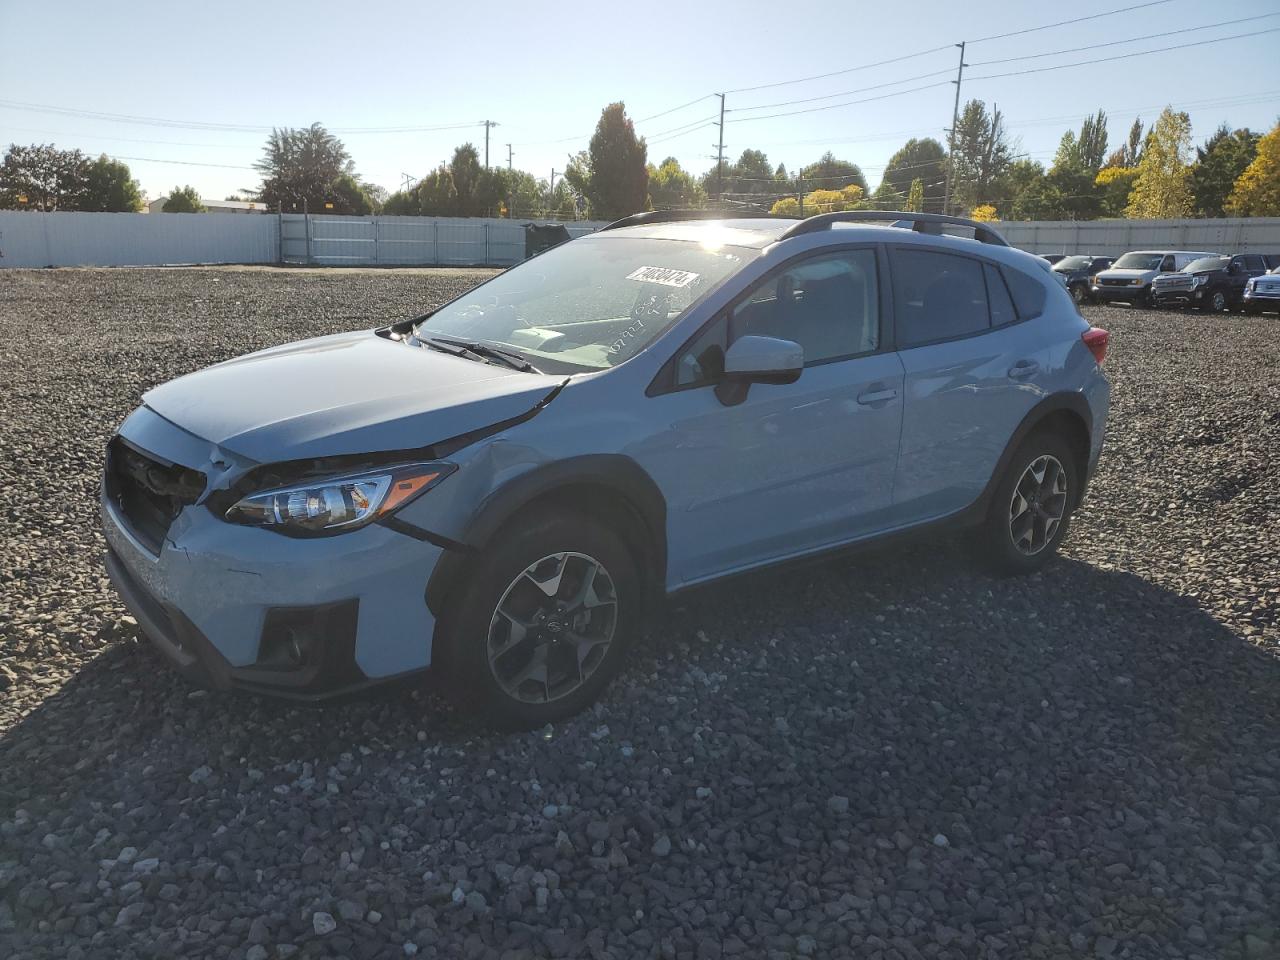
[[713, 93, 727, 201], [506, 144, 513, 171], [797, 175, 804, 218], [482, 120, 499, 168], [942, 41, 966, 216], [549, 169, 558, 218]]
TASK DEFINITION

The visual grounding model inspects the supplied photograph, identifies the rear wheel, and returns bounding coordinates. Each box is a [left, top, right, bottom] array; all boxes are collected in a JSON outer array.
[[979, 433, 1079, 575], [438, 511, 640, 729]]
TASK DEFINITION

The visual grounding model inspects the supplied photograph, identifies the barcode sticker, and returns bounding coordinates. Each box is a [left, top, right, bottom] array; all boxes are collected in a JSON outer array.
[[626, 266, 700, 288]]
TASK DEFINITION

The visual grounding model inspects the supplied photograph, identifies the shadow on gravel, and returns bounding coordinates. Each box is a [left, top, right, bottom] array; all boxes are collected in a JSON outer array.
[[3, 543, 1278, 957]]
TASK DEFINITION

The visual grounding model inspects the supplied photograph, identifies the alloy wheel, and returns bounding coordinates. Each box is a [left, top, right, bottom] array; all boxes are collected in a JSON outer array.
[[1008, 455, 1069, 556], [487, 552, 618, 704], [1211, 291, 1227, 312]]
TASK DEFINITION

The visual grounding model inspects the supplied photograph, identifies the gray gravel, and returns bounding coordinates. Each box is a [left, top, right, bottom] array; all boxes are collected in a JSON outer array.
[[1, 267, 1278, 960]]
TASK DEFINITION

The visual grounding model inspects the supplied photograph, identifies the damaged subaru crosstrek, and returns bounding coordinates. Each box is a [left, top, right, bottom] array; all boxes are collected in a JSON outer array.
[[102, 211, 1110, 728]]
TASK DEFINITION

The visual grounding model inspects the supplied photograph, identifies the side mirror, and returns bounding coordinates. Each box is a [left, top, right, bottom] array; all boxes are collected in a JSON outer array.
[[715, 335, 803, 405], [1228, 262, 1240, 275]]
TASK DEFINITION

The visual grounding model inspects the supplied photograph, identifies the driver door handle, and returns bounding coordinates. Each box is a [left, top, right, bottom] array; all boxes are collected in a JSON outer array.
[[857, 387, 898, 405], [1008, 359, 1040, 380]]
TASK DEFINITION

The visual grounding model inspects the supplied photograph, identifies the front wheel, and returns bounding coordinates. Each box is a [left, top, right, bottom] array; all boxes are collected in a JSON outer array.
[[978, 433, 1079, 575], [1208, 289, 1228, 313], [1070, 284, 1089, 305], [437, 512, 640, 729]]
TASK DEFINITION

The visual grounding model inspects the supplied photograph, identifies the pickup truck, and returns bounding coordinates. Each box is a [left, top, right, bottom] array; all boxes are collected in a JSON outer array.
[[1151, 253, 1280, 312]]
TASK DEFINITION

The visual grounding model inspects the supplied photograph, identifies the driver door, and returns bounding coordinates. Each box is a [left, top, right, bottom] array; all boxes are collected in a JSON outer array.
[[634, 246, 905, 587]]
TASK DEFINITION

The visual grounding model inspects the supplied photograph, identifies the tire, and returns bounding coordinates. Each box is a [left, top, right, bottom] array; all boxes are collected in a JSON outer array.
[[978, 432, 1079, 576], [1070, 284, 1089, 305], [437, 511, 640, 729], [1208, 289, 1228, 313]]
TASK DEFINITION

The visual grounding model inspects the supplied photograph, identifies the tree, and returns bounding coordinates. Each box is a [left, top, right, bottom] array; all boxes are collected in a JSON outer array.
[[1044, 130, 1102, 220], [948, 100, 1014, 213], [161, 185, 205, 213], [380, 189, 417, 216], [865, 181, 904, 210], [1190, 125, 1259, 217], [769, 183, 863, 217], [255, 122, 356, 212], [969, 204, 999, 222], [330, 173, 375, 215], [648, 157, 706, 209], [906, 178, 925, 213], [1226, 122, 1280, 216], [800, 152, 868, 194], [80, 155, 144, 212], [881, 138, 946, 213], [0, 143, 89, 210], [1106, 118, 1145, 169], [1056, 110, 1109, 173], [1002, 160, 1062, 220], [1125, 107, 1193, 218], [574, 102, 648, 221], [1095, 166, 1139, 217], [415, 166, 457, 216]]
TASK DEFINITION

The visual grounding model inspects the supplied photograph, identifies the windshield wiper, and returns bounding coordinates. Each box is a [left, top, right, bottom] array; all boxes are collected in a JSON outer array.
[[417, 335, 540, 373]]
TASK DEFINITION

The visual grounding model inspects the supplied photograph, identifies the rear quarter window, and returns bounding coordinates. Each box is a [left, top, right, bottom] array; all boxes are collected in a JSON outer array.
[[999, 264, 1048, 320]]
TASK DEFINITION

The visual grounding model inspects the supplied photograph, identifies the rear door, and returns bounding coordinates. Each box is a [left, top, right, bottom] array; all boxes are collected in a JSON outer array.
[[888, 247, 1049, 523], [640, 245, 905, 585]]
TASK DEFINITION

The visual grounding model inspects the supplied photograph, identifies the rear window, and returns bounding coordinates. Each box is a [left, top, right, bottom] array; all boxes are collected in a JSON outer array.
[[1000, 264, 1048, 320]]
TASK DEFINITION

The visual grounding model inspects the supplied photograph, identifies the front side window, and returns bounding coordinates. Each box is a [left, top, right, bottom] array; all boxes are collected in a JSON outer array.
[[891, 249, 990, 348], [1241, 255, 1265, 272], [729, 248, 880, 365], [415, 236, 753, 374], [1160, 255, 1176, 272]]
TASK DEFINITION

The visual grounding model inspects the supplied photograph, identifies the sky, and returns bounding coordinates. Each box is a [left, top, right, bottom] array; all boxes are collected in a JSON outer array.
[[2, 0, 1278, 207]]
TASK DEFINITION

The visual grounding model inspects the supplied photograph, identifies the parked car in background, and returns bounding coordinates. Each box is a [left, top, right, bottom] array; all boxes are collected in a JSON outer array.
[[101, 211, 1110, 727], [1091, 250, 1218, 307], [1052, 255, 1113, 305], [1152, 253, 1280, 312], [1040, 254, 1067, 265], [1243, 264, 1280, 315]]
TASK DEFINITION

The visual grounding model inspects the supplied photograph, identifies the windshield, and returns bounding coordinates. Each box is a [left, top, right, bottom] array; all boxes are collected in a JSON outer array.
[[1054, 256, 1092, 271], [1185, 256, 1229, 273], [414, 236, 752, 374], [1112, 253, 1163, 270]]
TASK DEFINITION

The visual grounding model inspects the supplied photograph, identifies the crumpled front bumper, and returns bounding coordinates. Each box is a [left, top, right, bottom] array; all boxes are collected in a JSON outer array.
[[101, 411, 447, 699]]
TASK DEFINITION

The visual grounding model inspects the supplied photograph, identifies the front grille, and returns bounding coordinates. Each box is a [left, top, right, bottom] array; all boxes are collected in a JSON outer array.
[[1099, 278, 1133, 287], [1154, 277, 1191, 290], [106, 438, 206, 554]]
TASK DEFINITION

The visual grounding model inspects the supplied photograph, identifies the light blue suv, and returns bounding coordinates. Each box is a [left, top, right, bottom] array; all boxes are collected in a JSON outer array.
[[102, 212, 1110, 727]]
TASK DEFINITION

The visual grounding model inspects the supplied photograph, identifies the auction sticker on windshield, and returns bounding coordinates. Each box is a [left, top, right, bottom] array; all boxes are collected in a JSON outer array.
[[626, 266, 700, 288]]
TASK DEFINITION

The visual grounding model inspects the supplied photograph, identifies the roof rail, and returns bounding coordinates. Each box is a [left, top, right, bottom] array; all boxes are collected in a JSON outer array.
[[779, 211, 1010, 247], [599, 209, 783, 232]]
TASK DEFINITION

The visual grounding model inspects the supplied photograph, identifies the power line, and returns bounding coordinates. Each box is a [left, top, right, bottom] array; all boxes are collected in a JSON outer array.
[[726, 81, 952, 124], [107, 154, 256, 170], [967, 0, 1176, 43], [633, 95, 717, 124], [724, 45, 952, 95], [968, 12, 1280, 67], [967, 27, 1279, 81], [729, 67, 958, 114]]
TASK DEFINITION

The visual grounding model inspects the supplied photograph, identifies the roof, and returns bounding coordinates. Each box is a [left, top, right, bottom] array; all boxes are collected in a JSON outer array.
[[590, 218, 799, 249]]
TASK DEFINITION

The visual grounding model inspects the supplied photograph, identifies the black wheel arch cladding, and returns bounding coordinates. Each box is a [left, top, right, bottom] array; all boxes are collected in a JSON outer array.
[[425, 454, 668, 618]]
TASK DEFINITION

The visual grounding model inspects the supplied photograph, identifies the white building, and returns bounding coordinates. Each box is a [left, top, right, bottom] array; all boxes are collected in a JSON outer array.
[[146, 197, 269, 214]]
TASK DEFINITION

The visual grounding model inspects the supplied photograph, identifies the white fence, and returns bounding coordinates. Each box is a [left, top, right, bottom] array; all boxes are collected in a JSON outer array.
[[5, 210, 1279, 269], [0, 211, 606, 269], [999, 217, 1280, 257], [0, 211, 279, 268]]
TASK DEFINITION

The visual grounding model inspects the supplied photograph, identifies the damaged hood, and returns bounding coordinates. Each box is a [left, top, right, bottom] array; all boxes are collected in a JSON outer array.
[[143, 330, 565, 462]]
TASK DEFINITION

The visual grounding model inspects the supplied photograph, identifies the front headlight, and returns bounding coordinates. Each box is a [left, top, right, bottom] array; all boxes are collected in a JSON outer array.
[[1132, 278, 1145, 286], [1245, 279, 1256, 291], [1190, 275, 1207, 287], [225, 462, 454, 535]]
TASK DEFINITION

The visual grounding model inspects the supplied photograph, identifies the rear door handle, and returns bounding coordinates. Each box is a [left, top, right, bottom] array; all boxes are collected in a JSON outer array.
[[1008, 360, 1040, 380], [857, 387, 898, 405]]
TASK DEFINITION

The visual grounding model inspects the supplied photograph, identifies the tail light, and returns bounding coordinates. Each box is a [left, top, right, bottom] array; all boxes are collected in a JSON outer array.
[[1082, 327, 1109, 365]]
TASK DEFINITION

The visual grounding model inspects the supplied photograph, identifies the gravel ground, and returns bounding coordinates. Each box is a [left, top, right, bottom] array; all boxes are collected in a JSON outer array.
[[1, 267, 1278, 960]]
